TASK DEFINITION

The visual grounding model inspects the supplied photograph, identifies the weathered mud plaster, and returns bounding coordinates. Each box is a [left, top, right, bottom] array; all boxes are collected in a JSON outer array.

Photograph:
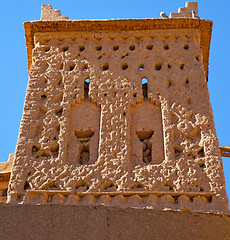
[[0, 154, 14, 203], [170, 2, 198, 18], [7, 2, 229, 213]]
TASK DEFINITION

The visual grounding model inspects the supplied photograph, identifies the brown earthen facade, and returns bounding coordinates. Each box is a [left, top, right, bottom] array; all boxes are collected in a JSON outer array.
[[1, 2, 228, 214]]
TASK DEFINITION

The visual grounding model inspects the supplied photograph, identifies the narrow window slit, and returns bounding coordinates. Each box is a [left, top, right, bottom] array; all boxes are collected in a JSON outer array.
[[142, 78, 148, 100], [84, 78, 90, 99]]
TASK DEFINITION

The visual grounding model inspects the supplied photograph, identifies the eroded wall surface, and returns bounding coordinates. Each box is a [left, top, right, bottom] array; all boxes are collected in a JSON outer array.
[[0, 205, 230, 240], [7, 19, 228, 213]]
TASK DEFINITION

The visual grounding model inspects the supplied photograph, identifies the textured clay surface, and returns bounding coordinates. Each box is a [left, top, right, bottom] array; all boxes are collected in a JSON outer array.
[[0, 205, 230, 240], [7, 9, 229, 213], [0, 154, 13, 203], [170, 2, 198, 18]]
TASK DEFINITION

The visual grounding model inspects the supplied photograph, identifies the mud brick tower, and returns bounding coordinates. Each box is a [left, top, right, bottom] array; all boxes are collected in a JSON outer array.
[[7, 2, 229, 213]]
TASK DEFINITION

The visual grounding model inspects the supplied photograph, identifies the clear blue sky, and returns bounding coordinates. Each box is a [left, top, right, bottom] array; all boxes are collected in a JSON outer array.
[[0, 0, 229, 201]]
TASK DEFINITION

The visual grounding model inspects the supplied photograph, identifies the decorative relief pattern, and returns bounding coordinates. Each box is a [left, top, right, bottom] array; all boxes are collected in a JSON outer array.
[[8, 29, 228, 213]]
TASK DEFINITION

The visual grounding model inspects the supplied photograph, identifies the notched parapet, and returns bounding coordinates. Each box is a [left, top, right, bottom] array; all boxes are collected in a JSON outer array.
[[41, 4, 69, 21], [170, 2, 198, 18]]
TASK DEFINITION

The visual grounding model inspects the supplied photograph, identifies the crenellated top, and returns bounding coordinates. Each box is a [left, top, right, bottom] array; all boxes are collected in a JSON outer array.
[[170, 2, 199, 18], [41, 4, 69, 21], [23, 2, 212, 80]]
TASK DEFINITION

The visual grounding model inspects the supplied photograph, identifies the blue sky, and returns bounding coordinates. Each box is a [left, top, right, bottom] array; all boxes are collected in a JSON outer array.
[[0, 0, 229, 200]]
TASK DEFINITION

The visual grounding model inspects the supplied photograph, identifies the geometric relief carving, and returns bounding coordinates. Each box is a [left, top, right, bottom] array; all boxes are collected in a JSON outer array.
[[68, 100, 100, 165], [6, 4, 229, 213], [131, 101, 164, 164], [171, 102, 203, 159]]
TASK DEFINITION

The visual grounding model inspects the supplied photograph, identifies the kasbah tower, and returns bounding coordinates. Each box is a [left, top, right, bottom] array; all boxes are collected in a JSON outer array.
[[0, 2, 230, 239]]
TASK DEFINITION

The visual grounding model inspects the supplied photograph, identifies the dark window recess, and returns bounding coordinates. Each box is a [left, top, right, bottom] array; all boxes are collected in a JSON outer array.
[[136, 131, 154, 163], [75, 130, 94, 165], [84, 78, 90, 99], [142, 78, 148, 100], [2, 189, 7, 197]]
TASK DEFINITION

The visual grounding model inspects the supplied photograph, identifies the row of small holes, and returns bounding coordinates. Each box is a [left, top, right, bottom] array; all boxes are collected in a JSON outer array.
[[68, 61, 199, 72], [62, 46, 85, 52], [57, 44, 190, 53]]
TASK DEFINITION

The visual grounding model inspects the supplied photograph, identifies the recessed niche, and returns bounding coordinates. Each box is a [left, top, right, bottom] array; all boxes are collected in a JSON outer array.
[[129, 45, 135, 51], [75, 130, 94, 165], [113, 45, 119, 51], [122, 63, 128, 70], [184, 44, 189, 50], [68, 100, 100, 165], [136, 130, 154, 163], [79, 45, 85, 52], [102, 63, 109, 71], [155, 63, 162, 71], [147, 44, 153, 50], [96, 45, 102, 51]]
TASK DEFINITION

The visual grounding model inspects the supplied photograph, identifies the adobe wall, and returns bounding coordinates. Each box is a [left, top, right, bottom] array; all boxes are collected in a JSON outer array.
[[0, 154, 13, 203], [7, 3, 229, 214], [0, 205, 230, 240]]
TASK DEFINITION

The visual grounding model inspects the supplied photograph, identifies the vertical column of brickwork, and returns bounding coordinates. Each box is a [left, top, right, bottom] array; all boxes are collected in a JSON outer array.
[[158, 35, 228, 211], [8, 38, 66, 202], [90, 74, 140, 165]]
